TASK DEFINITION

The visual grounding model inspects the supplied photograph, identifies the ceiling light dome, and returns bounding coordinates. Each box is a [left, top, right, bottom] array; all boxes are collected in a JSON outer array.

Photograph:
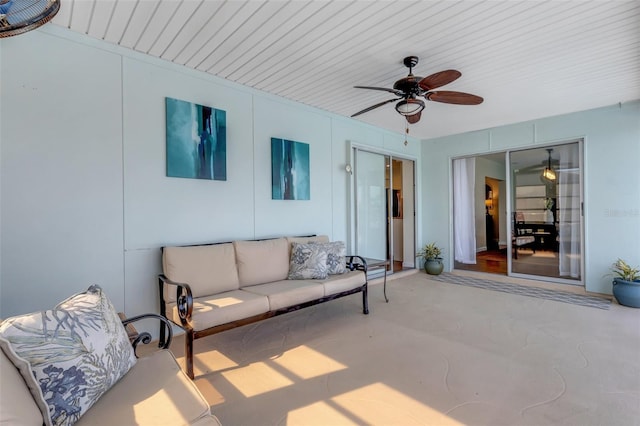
[[395, 98, 425, 116]]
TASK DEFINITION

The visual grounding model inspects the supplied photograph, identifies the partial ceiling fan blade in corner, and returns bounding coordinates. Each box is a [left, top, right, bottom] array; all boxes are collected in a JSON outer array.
[[426, 91, 484, 105], [418, 70, 461, 90], [351, 98, 400, 117], [406, 112, 421, 124], [354, 86, 405, 96]]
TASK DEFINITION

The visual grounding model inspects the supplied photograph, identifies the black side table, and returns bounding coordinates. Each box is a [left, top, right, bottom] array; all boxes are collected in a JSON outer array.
[[362, 258, 390, 302]]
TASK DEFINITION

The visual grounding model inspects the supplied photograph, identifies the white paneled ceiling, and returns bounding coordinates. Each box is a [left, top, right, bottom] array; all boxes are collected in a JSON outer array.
[[51, 0, 640, 139]]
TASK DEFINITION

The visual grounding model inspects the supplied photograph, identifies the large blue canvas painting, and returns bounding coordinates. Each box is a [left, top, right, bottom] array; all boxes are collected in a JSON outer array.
[[271, 138, 310, 200], [166, 97, 226, 180]]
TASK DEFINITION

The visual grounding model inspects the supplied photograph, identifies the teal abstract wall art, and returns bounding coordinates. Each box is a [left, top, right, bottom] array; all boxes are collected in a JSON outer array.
[[271, 138, 310, 200], [165, 97, 226, 180]]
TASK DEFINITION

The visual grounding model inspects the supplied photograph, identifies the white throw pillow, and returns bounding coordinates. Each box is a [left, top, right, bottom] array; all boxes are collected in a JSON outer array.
[[310, 241, 347, 275], [0, 285, 136, 426], [288, 243, 329, 279]]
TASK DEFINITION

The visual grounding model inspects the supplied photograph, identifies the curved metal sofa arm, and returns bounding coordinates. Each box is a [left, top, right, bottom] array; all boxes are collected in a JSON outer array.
[[158, 274, 194, 326], [158, 274, 195, 349], [346, 255, 368, 273], [121, 313, 174, 357]]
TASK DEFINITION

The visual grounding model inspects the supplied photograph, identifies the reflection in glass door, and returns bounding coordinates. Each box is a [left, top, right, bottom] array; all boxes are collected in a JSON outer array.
[[355, 150, 386, 260], [509, 141, 583, 283]]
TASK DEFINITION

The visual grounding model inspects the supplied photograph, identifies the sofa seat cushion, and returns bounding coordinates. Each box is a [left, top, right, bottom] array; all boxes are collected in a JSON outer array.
[[319, 270, 366, 295], [242, 280, 325, 311], [234, 238, 290, 286], [75, 350, 216, 426], [168, 290, 270, 331], [0, 348, 43, 426], [163, 243, 240, 301]]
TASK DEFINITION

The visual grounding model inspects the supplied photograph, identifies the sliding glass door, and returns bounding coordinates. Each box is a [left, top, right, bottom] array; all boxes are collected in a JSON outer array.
[[354, 150, 387, 260], [509, 141, 583, 283], [353, 148, 416, 272]]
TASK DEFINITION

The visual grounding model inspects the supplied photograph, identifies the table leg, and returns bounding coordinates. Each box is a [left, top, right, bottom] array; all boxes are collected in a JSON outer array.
[[383, 265, 389, 303]]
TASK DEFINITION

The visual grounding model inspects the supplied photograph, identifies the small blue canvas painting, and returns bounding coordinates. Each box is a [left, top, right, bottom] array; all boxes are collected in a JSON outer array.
[[271, 138, 310, 200], [165, 97, 226, 180]]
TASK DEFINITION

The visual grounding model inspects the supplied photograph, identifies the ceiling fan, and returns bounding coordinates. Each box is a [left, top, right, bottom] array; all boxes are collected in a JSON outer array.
[[351, 56, 483, 124], [0, 0, 60, 38]]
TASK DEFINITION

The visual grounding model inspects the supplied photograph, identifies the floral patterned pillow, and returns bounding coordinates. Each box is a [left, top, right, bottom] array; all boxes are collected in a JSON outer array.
[[310, 241, 347, 275], [0, 285, 136, 426], [288, 243, 329, 279]]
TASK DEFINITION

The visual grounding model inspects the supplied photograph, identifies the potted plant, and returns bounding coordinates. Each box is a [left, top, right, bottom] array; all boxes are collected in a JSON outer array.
[[611, 258, 640, 308], [417, 242, 444, 275]]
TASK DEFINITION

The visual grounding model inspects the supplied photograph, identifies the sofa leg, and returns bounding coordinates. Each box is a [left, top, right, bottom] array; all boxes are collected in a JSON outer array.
[[362, 284, 369, 315], [158, 278, 166, 347], [185, 330, 195, 380], [159, 321, 166, 348]]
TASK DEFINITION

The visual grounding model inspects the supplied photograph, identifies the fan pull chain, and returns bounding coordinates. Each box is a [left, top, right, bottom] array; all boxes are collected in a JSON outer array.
[[404, 122, 409, 146]]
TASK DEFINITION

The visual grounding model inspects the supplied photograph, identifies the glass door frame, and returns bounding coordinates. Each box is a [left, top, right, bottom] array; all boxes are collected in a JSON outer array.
[[506, 139, 585, 286], [348, 143, 418, 275]]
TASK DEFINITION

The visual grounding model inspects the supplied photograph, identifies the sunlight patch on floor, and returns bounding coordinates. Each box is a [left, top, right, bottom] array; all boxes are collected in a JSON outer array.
[[220, 345, 347, 398], [194, 349, 238, 374], [222, 361, 294, 397], [330, 383, 463, 425], [273, 345, 346, 380]]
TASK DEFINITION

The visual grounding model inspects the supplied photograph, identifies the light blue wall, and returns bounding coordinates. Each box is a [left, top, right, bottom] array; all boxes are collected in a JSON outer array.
[[0, 26, 420, 318], [421, 101, 640, 294]]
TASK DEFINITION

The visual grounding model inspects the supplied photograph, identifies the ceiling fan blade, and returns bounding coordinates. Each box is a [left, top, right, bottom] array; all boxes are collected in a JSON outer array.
[[351, 98, 401, 117], [418, 70, 461, 90], [426, 91, 484, 105], [406, 111, 421, 124], [354, 86, 405, 96]]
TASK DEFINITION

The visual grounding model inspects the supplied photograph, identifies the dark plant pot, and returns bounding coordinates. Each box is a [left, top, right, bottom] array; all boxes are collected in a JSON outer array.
[[612, 278, 640, 308], [424, 258, 444, 275]]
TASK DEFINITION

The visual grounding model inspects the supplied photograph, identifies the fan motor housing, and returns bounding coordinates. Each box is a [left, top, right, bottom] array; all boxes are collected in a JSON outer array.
[[393, 75, 423, 95]]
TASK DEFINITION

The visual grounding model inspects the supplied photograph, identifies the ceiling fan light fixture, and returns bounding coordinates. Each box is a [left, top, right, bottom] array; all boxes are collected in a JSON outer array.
[[0, 0, 60, 38], [541, 148, 557, 182], [542, 167, 556, 181], [395, 98, 424, 116]]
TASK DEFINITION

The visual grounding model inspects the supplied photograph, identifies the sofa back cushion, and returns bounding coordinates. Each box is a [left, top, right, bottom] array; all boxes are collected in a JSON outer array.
[[0, 348, 43, 426], [163, 243, 240, 301], [286, 235, 330, 254], [234, 238, 289, 287]]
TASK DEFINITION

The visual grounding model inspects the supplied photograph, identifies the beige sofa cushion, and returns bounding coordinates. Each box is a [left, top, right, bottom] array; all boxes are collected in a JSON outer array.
[[163, 243, 240, 301], [234, 238, 289, 286], [75, 350, 216, 426], [242, 280, 325, 311], [319, 270, 367, 295], [286, 235, 330, 244], [168, 290, 270, 331], [0, 348, 43, 426]]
